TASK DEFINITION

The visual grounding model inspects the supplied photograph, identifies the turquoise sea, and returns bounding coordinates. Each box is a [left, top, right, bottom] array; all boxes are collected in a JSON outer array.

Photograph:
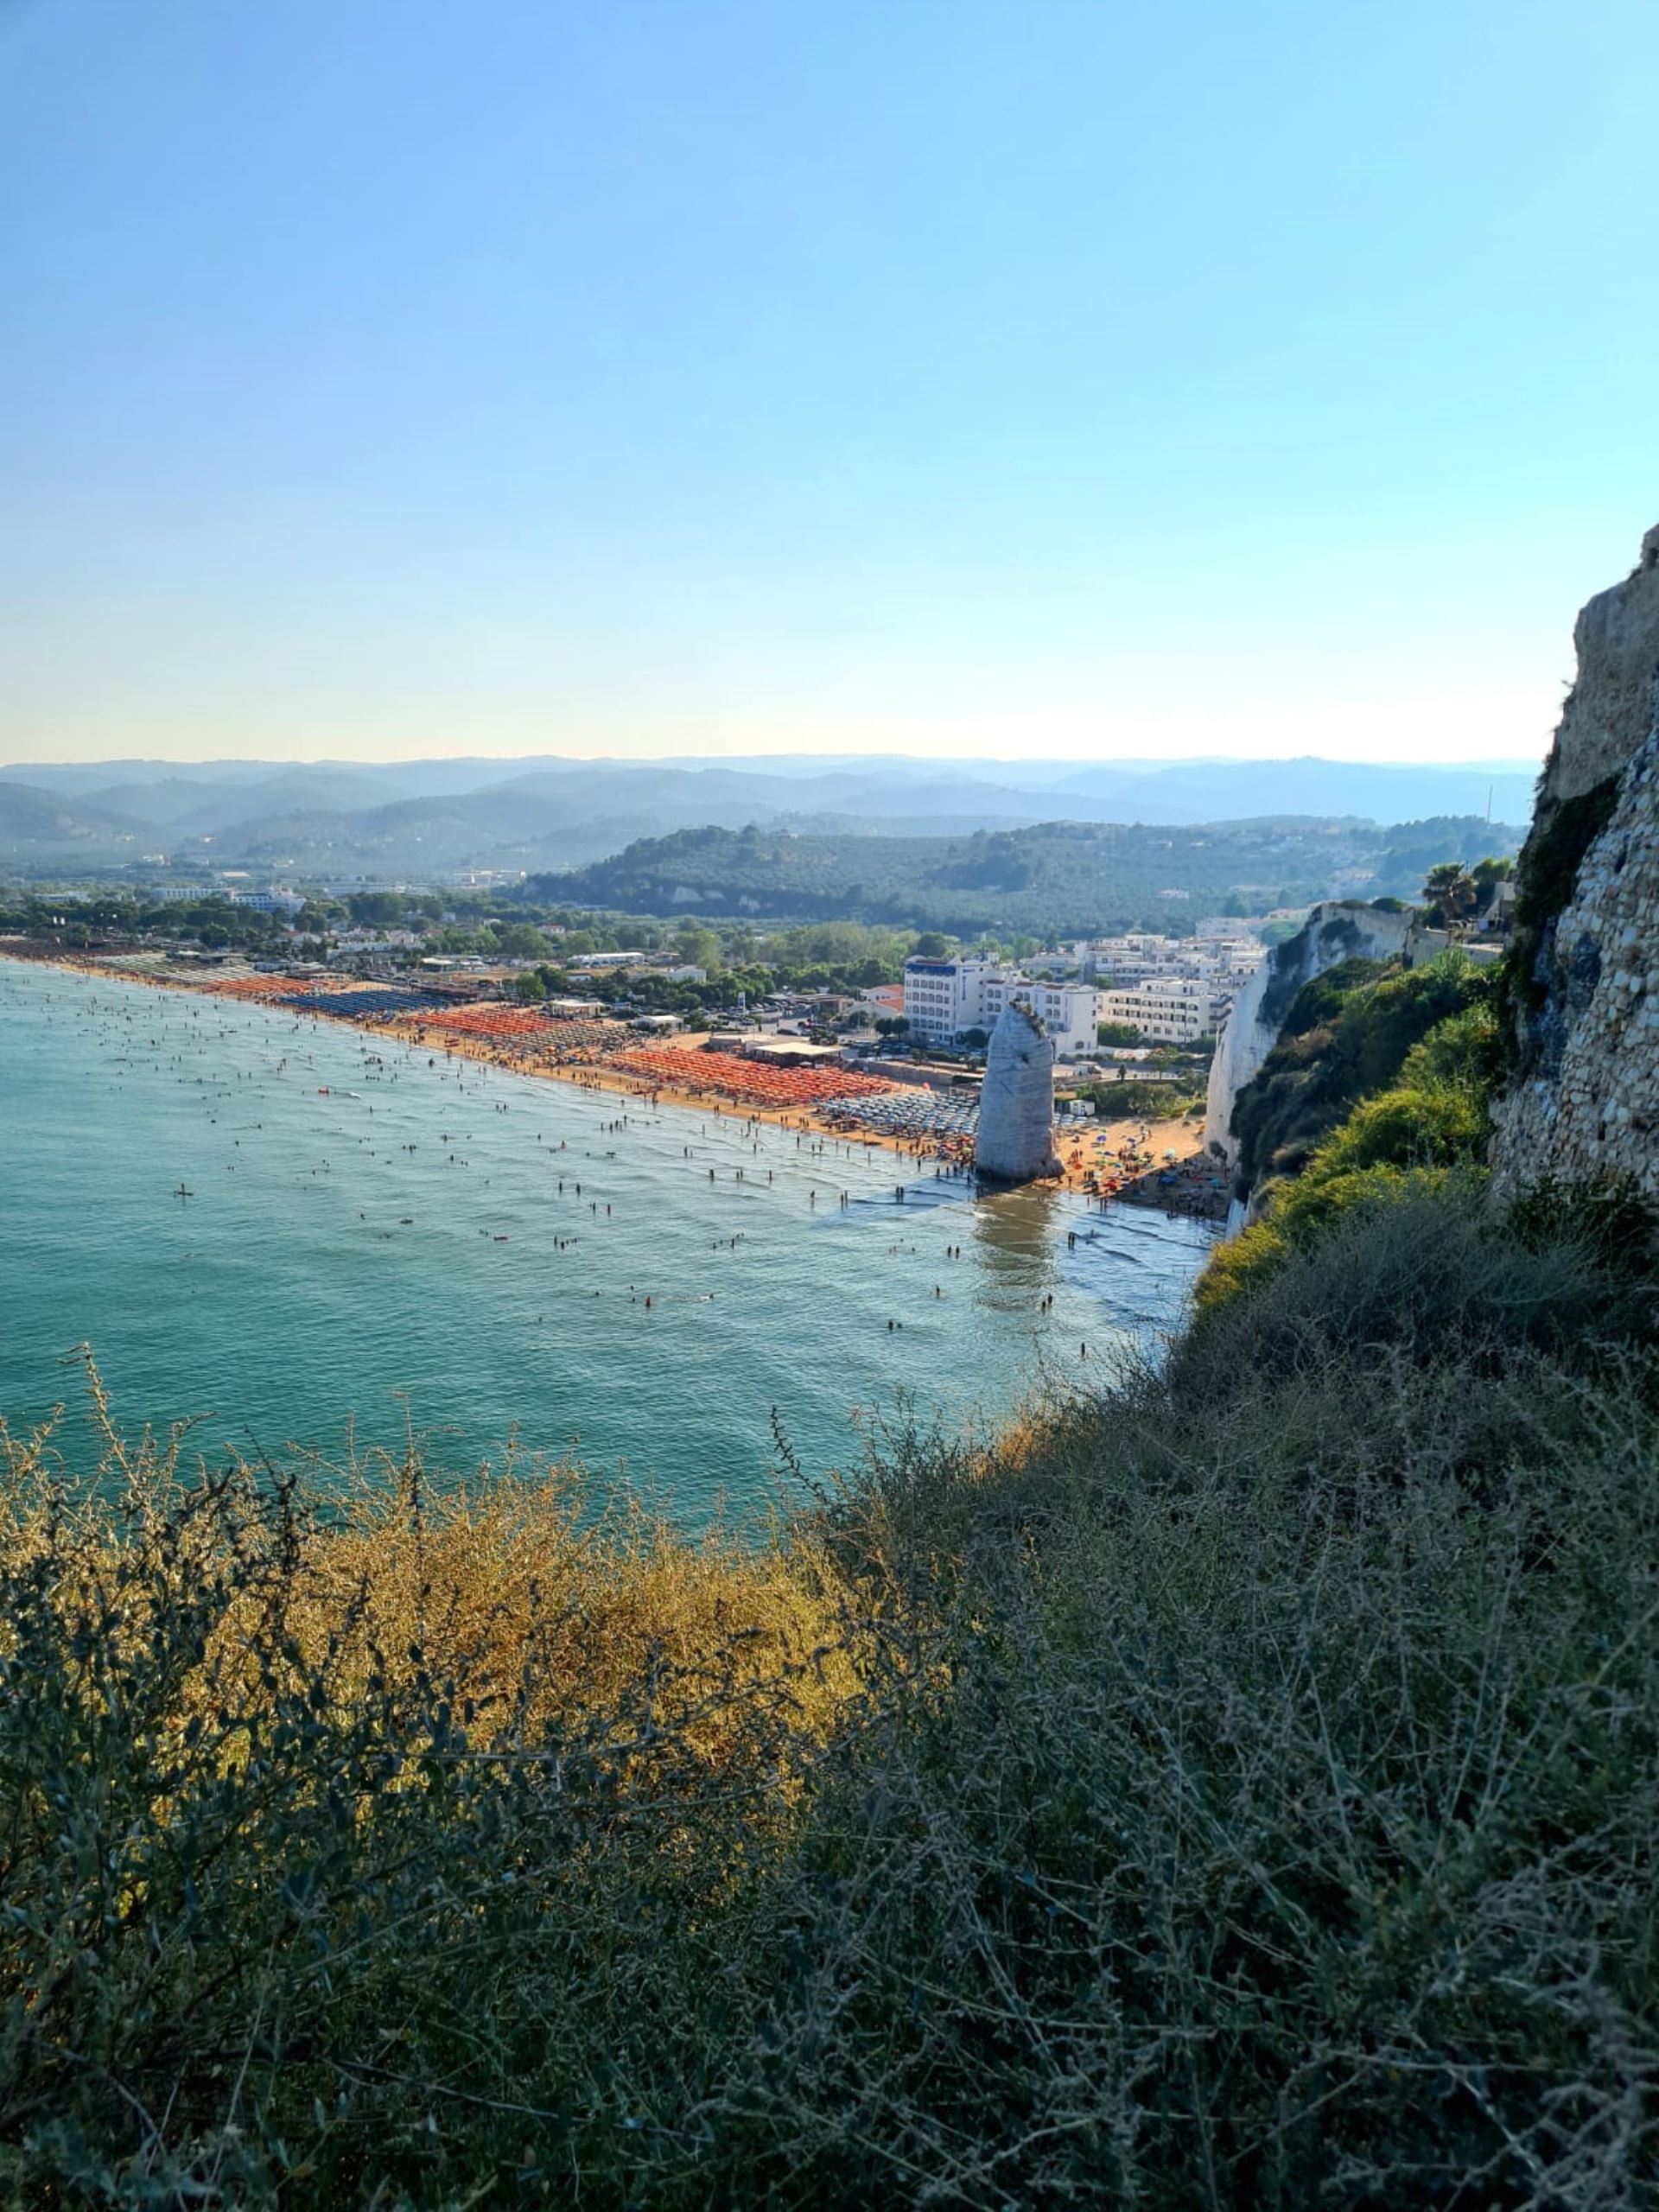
[[0, 960, 1213, 1522]]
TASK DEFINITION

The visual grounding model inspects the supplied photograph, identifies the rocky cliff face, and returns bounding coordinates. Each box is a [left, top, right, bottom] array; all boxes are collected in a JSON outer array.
[[1490, 525, 1659, 1202], [1205, 901, 1421, 1168], [1533, 525, 1659, 806], [976, 1002, 1061, 1185]]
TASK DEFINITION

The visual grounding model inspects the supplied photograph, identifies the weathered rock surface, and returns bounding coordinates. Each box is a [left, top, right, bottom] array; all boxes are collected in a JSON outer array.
[[1490, 525, 1659, 1203], [1204, 901, 1420, 1167], [1535, 523, 1659, 805], [976, 1002, 1061, 1184]]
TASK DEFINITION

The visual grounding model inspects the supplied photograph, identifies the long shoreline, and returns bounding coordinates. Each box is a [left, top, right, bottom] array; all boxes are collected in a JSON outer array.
[[1, 945, 1224, 1217]]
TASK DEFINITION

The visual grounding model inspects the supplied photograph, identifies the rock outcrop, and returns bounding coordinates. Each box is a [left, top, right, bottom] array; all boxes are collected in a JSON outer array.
[[976, 1002, 1061, 1184], [1490, 525, 1659, 1203], [1205, 901, 1421, 1168], [1533, 524, 1659, 807]]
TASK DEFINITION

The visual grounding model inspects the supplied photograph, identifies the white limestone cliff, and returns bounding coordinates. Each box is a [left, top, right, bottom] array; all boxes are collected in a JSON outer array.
[[1532, 522, 1659, 806], [1490, 524, 1659, 1203], [976, 1002, 1061, 1184], [1204, 901, 1418, 1169]]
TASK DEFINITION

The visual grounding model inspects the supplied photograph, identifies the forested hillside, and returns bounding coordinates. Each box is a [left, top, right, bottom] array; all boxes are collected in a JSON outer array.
[[537, 814, 1519, 935]]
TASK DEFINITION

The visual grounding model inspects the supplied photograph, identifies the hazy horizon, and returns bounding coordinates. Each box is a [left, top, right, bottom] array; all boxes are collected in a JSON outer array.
[[1, 747, 1549, 775], [4, 1, 1655, 768]]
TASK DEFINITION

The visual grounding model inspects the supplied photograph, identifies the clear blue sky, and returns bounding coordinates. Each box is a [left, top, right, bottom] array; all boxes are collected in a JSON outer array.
[[2, 0, 1655, 766]]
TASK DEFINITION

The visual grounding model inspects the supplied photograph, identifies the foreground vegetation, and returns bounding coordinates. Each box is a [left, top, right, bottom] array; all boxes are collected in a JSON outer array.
[[3, 1146, 1656, 2206]]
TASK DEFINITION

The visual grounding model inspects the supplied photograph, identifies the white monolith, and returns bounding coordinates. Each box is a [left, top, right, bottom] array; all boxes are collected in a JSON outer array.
[[976, 1002, 1061, 1184]]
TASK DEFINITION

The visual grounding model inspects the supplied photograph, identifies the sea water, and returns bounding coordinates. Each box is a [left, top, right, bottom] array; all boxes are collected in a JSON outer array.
[[0, 960, 1213, 1522]]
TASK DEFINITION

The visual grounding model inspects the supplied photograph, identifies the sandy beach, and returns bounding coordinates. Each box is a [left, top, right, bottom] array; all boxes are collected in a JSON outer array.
[[5, 947, 1222, 1215], [340, 1014, 1219, 1212]]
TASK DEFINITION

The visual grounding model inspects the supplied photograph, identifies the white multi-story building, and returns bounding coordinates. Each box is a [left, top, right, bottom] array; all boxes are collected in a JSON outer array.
[[902, 956, 995, 1040], [1201, 938, 1269, 992], [230, 887, 305, 914], [1086, 931, 1264, 996], [1096, 977, 1221, 1043], [903, 957, 1098, 1050], [982, 974, 1100, 1051], [1086, 933, 1173, 985]]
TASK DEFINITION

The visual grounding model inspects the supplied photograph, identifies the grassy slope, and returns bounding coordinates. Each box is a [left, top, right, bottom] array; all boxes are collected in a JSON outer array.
[[1225, 950, 1497, 1199], [3, 999, 1656, 2207]]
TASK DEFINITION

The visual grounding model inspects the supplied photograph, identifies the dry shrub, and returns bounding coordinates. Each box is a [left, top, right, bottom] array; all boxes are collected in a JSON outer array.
[[0, 1360, 855, 2205], [3, 1175, 1657, 2209]]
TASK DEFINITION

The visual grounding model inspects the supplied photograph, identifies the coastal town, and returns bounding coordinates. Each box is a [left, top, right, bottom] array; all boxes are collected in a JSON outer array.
[[0, 891, 1280, 1219]]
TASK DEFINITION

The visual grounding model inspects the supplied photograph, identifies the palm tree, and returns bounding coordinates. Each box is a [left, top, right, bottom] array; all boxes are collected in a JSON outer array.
[[1421, 862, 1479, 930]]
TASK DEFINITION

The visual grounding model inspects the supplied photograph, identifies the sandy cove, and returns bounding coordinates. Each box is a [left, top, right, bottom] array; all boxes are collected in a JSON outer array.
[[4, 950, 1218, 1214]]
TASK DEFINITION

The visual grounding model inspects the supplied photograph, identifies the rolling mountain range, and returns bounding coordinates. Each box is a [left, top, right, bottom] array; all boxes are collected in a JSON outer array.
[[0, 754, 1540, 879]]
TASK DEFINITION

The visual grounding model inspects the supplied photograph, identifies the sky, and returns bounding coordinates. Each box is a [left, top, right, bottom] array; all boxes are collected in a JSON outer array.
[[2, 0, 1656, 769]]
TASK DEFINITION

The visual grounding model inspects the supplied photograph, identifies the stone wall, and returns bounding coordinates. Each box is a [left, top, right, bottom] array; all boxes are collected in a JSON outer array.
[[1490, 524, 1659, 1201]]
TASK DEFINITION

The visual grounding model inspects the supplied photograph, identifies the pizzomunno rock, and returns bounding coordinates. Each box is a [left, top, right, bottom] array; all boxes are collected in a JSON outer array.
[[976, 1001, 1062, 1185]]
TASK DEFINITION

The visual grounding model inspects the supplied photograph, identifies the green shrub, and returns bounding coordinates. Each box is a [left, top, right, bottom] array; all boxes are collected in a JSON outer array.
[[1191, 1215, 1287, 1314], [781, 1184, 1659, 2208], [1083, 1077, 1204, 1121], [1204, 967, 1501, 1316], [1184, 1179, 1654, 1387], [1302, 1081, 1483, 1177], [1230, 955, 1492, 1199]]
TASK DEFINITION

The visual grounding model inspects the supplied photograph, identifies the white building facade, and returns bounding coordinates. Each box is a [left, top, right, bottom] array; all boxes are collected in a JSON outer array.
[[1086, 931, 1264, 995], [1096, 978, 1221, 1043], [982, 974, 1100, 1051], [902, 956, 995, 1040], [903, 957, 1098, 1050]]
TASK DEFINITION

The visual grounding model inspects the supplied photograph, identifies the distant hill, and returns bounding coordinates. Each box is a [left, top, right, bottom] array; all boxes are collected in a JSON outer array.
[[0, 782, 149, 859], [0, 754, 1539, 881], [534, 815, 1524, 938]]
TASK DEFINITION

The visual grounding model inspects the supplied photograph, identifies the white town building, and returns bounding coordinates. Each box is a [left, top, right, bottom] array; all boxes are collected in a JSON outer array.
[[981, 974, 1100, 1050], [901, 956, 996, 1040], [902, 956, 1098, 1050], [1086, 931, 1264, 993], [1096, 978, 1222, 1043]]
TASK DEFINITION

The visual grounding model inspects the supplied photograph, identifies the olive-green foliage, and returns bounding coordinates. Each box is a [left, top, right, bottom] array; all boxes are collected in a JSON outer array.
[[1230, 952, 1494, 1198], [3, 1186, 1656, 2209], [543, 818, 1505, 939], [1497, 774, 1624, 1062], [1082, 1077, 1205, 1121], [1198, 992, 1502, 1313], [755, 1183, 1657, 2207], [1511, 777, 1621, 937], [1264, 1027, 1490, 1236]]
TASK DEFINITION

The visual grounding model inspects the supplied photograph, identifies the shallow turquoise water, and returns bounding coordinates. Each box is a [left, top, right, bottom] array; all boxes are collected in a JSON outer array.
[[0, 960, 1213, 1522]]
